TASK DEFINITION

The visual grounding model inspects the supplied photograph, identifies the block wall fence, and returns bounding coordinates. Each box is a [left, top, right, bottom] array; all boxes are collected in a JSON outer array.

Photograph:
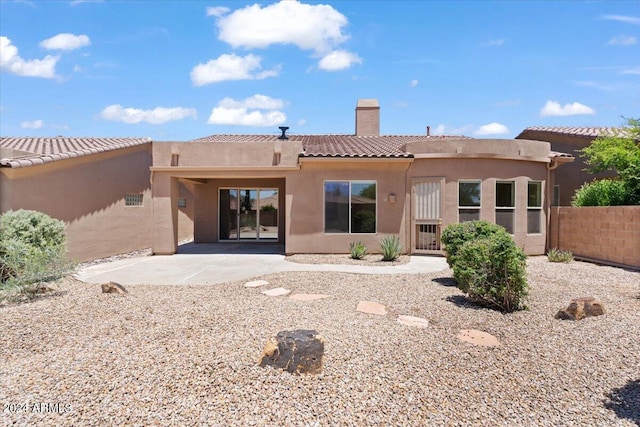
[[548, 206, 640, 269]]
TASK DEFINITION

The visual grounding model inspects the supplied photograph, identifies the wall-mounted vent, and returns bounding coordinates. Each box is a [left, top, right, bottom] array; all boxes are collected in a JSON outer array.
[[125, 193, 144, 207]]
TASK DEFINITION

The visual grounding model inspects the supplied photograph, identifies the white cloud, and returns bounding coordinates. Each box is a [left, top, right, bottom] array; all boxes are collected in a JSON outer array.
[[0, 36, 59, 78], [318, 50, 361, 71], [20, 119, 43, 129], [218, 94, 285, 110], [600, 15, 640, 25], [100, 105, 197, 124], [410, 79, 419, 88], [607, 35, 637, 45], [475, 122, 510, 136], [212, 1, 359, 71], [431, 124, 474, 136], [540, 100, 595, 117], [297, 118, 307, 126], [206, 6, 229, 17], [216, 1, 348, 52], [40, 33, 91, 50], [207, 95, 287, 127], [621, 67, 640, 75], [70, 0, 104, 5], [190, 53, 279, 86], [482, 39, 505, 46]]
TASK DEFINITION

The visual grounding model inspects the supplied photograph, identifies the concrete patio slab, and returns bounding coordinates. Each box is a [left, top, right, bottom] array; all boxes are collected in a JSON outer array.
[[75, 244, 449, 286]]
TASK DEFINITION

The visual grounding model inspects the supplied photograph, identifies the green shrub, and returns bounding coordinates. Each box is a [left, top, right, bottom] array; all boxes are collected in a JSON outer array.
[[547, 248, 574, 263], [349, 241, 368, 260], [440, 220, 506, 266], [441, 220, 528, 312], [379, 235, 402, 261], [572, 179, 628, 206], [0, 210, 74, 302]]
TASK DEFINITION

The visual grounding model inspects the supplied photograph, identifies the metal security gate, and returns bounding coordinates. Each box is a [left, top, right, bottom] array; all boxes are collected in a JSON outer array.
[[412, 178, 443, 253]]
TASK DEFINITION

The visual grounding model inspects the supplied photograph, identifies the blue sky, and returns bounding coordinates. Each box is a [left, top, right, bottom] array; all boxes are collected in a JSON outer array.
[[1, 0, 638, 140]]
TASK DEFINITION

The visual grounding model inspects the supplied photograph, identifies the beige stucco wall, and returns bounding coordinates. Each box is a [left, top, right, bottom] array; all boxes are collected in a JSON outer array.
[[549, 206, 640, 268], [1, 144, 194, 262], [516, 131, 615, 206], [286, 160, 410, 254], [407, 157, 549, 255], [150, 138, 557, 256]]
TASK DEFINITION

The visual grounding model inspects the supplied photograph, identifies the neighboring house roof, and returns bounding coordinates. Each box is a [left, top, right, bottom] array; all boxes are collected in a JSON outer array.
[[0, 137, 152, 168], [516, 126, 625, 140], [192, 134, 470, 158]]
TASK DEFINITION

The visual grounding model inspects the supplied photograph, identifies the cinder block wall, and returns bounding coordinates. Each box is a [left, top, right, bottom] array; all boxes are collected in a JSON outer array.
[[549, 206, 640, 268]]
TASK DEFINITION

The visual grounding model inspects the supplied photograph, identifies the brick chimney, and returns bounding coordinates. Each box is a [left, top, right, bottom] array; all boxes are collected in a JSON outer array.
[[355, 99, 380, 136]]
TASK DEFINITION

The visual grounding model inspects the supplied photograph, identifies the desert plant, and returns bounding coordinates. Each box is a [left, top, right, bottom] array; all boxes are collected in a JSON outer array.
[[547, 248, 574, 263], [441, 220, 528, 312], [440, 220, 506, 267], [454, 231, 528, 312], [349, 241, 368, 260], [572, 179, 628, 207], [0, 210, 75, 302], [379, 235, 402, 261]]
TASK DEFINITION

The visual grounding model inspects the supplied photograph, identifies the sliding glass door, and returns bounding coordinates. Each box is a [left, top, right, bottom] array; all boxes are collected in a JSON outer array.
[[219, 188, 278, 241]]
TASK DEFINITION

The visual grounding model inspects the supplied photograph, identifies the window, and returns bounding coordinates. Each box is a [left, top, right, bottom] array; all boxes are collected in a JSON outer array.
[[458, 181, 481, 222], [553, 185, 560, 206], [125, 193, 143, 207], [495, 181, 515, 233], [528, 181, 542, 234], [324, 181, 376, 233], [177, 198, 187, 208]]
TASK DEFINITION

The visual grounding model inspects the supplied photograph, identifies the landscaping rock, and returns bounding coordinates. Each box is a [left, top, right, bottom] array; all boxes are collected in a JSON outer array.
[[289, 293, 330, 301], [457, 329, 501, 347], [244, 280, 269, 288], [259, 329, 324, 374], [356, 301, 387, 315], [261, 287, 291, 297], [397, 315, 429, 328], [555, 297, 605, 321], [101, 281, 128, 295]]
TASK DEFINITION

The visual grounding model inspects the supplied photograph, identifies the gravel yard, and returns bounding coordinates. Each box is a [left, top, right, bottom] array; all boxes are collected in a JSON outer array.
[[1, 257, 639, 426]]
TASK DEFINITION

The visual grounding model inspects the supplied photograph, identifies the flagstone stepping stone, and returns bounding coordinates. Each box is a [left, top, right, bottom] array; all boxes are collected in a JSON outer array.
[[261, 287, 291, 297], [289, 294, 330, 301], [397, 315, 429, 328], [356, 301, 387, 315], [456, 329, 501, 347], [245, 280, 269, 288]]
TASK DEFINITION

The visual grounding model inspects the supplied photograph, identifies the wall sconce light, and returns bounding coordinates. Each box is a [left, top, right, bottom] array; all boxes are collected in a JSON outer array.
[[389, 193, 396, 204], [274, 140, 282, 155]]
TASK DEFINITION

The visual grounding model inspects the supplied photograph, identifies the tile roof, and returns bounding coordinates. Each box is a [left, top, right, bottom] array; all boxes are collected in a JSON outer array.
[[517, 126, 625, 139], [191, 134, 470, 158], [0, 137, 151, 168]]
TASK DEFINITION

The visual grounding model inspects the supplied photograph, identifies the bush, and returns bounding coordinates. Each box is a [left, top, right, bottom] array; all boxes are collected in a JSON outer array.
[[572, 179, 628, 207], [441, 221, 528, 312], [0, 210, 74, 302], [349, 241, 368, 260], [547, 248, 573, 263], [440, 220, 506, 266], [379, 235, 402, 261]]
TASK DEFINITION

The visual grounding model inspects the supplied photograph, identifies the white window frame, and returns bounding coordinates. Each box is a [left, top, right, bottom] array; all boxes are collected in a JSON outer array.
[[458, 180, 481, 222], [495, 181, 515, 234], [323, 180, 377, 234], [527, 181, 543, 235]]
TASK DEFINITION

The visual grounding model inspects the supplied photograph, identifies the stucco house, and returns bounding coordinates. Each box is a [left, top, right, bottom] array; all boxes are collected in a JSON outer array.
[[0, 136, 193, 261], [1, 99, 574, 261], [151, 100, 573, 257], [515, 127, 619, 206]]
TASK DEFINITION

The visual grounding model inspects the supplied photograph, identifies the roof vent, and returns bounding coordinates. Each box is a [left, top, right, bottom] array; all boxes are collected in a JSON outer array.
[[278, 126, 289, 140]]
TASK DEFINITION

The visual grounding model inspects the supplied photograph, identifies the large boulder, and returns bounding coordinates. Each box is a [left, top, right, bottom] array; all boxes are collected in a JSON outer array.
[[555, 297, 605, 321], [259, 329, 324, 374], [101, 281, 128, 295]]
